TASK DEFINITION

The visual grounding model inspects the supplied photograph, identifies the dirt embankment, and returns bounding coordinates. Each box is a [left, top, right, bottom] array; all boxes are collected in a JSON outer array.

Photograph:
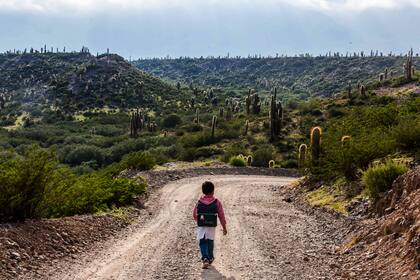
[[340, 167, 420, 280]]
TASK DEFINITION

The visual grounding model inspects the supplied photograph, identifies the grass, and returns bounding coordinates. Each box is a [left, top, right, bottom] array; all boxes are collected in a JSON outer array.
[[306, 186, 348, 214]]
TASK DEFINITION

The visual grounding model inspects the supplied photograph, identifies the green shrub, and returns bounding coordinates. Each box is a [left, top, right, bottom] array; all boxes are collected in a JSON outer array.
[[362, 159, 408, 200], [252, 145, 275, 167], [162, 114, 182, 128], [195, 146, 223, 159], [44, 174, 146, 217], [120, 151, 156, 170], [0, 147, 62, 221], [0, 147, 148, 221], [64, 145, 105, 166], [229, 155, 246, 167], [393, 116, 420, 150]]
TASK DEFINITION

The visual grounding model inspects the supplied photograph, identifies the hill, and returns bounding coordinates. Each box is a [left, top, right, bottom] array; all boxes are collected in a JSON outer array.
[[0, 52, 176, 114], [133, 55, 420, 97]]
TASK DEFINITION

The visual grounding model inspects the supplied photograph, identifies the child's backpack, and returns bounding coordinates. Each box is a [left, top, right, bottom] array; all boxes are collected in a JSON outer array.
[[196, 199, 218, 227]]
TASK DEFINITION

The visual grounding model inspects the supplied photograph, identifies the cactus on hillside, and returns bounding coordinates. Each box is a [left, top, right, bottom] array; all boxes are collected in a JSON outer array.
[[251, 93, 261, 114], [244, 120, 249, 136], [195, 108, 200, 124], [384, 68, 388, 79], [270, 88, 283, 141], [379, 73, 384, 82], [247, 156, 253, 166], [130, 109, 144, 137], [245, 89, 251, 115], [360, 85, 366, 98], [404, 48, 413, 80], [219, 107, 224, 118], [211, 115, 217, 138], [298, 144, 307, 169], [341, 135, 351, 143], [347, 82, 352, 99], [310, 127, 322, 165]]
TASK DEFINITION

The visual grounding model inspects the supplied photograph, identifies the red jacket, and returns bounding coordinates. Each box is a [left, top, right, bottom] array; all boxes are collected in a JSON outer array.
[[193, 195, 226, 227]]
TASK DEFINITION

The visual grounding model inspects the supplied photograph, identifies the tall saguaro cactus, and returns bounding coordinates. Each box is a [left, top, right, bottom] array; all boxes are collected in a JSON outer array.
[[211, 116, 217, 138], [310, 127, 322, 165], [404, 48, 413, 80], [195, 108, 200, 124], [130, 109, 143, 137], [270, 88, 283, 141], [298, 144, 307, 169], [245, 89, 251, 115]]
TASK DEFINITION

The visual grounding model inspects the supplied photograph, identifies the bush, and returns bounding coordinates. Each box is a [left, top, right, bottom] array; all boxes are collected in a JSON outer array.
[[0, 147, 147, 221], [64, 145, 105, 166], [229, 155, 246, 167], [252, 145, 275, 167], [362, 159, 408, 200], [162, 114, 182, 128], [120, 151, 156, 170], [44, 174, 146, 217], [0, 147, 62, 221]]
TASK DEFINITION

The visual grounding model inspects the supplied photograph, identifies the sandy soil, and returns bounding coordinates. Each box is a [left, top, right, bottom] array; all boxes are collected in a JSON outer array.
[[24, 175, 348, 280]]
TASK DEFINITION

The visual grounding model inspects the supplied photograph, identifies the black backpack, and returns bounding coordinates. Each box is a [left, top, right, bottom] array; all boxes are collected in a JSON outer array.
[[196, 199, 218, 227]]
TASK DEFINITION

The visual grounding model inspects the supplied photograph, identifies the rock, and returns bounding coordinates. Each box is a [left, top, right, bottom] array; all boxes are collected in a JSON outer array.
[[365, 253, 377, 260], [303, 256, 309, 262], [10, 252, 21, 261], [283, 197, 292, 203]]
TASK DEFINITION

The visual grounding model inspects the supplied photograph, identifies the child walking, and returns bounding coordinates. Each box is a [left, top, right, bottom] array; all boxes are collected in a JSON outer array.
[[193, 181, 227, 269]]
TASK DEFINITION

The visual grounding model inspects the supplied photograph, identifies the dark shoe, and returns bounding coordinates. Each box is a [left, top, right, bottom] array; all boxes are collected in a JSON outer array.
[[209, 258, 214, 265], [202, 258, 210, 269]]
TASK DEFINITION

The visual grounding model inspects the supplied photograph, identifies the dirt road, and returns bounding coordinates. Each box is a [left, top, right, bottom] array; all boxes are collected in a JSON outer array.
[[41, 175, 345, 280]]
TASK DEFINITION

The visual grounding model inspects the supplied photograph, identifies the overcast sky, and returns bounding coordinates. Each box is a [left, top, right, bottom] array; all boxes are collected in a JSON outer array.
[[0, 0, 419, 58]]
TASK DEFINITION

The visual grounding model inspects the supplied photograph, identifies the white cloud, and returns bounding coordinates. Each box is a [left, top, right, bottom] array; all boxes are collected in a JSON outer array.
[[0, 0, 419, 14]]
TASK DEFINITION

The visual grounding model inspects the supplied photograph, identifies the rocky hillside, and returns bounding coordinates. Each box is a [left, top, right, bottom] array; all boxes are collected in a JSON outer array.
[[134, 55, 420, 97], [342, 167, 420, 279], [0, 52, 176, 113]]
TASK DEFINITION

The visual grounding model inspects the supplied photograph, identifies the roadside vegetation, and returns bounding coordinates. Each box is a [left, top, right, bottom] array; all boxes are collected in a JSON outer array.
[[0, 50, 418, 220]]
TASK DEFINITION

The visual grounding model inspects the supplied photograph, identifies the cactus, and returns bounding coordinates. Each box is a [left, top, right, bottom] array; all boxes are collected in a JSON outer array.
[[195, 108, 200, 124], [269, 160, 275, 169], [270, 88, 283, 141], [130, 109, 143, 137], [245, 89, 251, 115], [341, 135, 351, 142], [298, 144, 307, 169], [384, 68, 388, 79], [347, 82, 352, 99], [244, 120, 249, 136], [251, 93, 261, 114], [219, 107, 224, 118], [226, 106, 233, 120], [310, 127, 322, 165], [379, 73, 384, 82], [404, 48, 413, 80], [360, 85, 366, 98], [211, 115, 217, 138], [247, 156, 253, 166]]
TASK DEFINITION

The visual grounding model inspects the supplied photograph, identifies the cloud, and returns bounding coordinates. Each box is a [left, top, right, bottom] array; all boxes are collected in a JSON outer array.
[[0, 0, 420, 15]]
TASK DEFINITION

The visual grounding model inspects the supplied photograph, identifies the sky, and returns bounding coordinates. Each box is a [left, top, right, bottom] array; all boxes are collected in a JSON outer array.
[[0, 0, 419, 58]]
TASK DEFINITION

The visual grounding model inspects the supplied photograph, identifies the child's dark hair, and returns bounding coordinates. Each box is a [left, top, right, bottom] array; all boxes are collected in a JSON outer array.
[[202, 181, 215, 195]]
